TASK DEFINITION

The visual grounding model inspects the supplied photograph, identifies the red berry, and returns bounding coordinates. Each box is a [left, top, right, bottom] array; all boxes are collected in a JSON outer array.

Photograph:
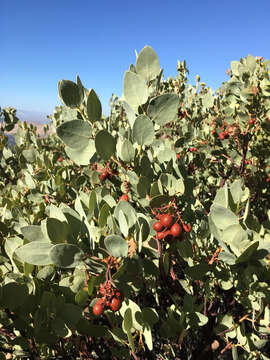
[[170, 223, 182, 237], [193, 147, 197, 151], [119, 194, 129, 202], [219, 132, 225, 140], [160, 214, 173, 228], [93, 301, 104, 316], [100, 171, 107, 181], [58, 156, 63, 162], [176, 154, 180, 159], [248, 118, 255, 125], [110, 297, 122, 312], [153, 221, 164, 232]]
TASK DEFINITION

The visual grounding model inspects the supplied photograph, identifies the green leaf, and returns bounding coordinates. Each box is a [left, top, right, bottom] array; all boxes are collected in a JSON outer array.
[[75, 289, 89, 306], [137, 176, 151, 198], [95, 130, 116, 160], [114, 201, 137, 228], [98, 203, 111, 228], [201, 91, 214, 109], [51, 318, 69, 337], [119, 299, 142, 331], [58, 80, 84, 108], [2, 283, 28, 310], [65, 139, 95, 165], [89, 190, 97, 216], [142, 307, 159, 326], [135, 45, 160, 83], [210, 204, 238, 230], [122, 100, 136, 127], [49, 244, 84, 268], [104, 235, 128, 258], [22, 148, 37, 163], [119, 210, 129, 237], [46, 218, 68, 243], [143, 325, 153, 350], [59, 303, 82, 327], [120, 139, 135, 162], [147, 94, 179, 126], [150, 194, 170, 210], [218, 251, 236, 265], [56, 119, 92, 149], [123, 308, 133, 333], [123, 71, 149, 112], [236, 241, 259, 264], [87, 89, 102, 123], [21, 225, 48, 242], [132, 115, 154, 146], [15, 241, 53, 266], [232, 345, 238, 360], [193, 312, 208, 326], [185, 264, 209, 280]]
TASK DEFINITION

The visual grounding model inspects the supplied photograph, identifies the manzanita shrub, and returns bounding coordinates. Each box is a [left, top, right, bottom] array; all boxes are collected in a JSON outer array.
[[0, 46, 270, 359]]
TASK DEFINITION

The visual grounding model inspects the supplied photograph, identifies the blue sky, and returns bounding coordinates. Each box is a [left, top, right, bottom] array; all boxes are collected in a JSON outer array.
[[1, 0, 270, 119]]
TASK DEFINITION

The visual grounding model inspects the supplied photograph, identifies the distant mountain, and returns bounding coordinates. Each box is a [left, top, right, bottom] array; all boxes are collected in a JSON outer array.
[[16, 109, 51, 124]]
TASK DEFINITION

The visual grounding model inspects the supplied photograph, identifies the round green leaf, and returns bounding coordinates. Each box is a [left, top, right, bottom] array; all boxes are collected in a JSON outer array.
[[15, 241, 53, 266], [21, 225, 47, 242], [49, 244, 84, 268], [132, 115, 154, 146], [147, 93, 179, 126], [56, 119, 92, 149], [120, 139, 135, 162], [104, 235, 128, 258], [58, 80, 84, 108], [136, 45, 160, 83], [2, 283, 28, 310], [95, 130, 116, 160], [123, 71, 149, 112], [65, 139, 95, 165], [46, 218, 68, 243]]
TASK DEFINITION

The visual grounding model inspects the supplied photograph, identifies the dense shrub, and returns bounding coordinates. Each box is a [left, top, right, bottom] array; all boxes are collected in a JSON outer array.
[[0, 47, 270, 359]]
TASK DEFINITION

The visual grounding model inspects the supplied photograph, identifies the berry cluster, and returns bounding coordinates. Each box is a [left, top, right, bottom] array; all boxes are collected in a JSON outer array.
[[92, 282, 123, 316], [99, 168, 113, 181], [153, 213, 184, 242], [189, 147, 197, 152], [218, 131, 229, 141]]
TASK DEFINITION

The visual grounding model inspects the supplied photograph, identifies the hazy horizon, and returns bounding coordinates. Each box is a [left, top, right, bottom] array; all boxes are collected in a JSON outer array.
[[2, 0, 270, 117]]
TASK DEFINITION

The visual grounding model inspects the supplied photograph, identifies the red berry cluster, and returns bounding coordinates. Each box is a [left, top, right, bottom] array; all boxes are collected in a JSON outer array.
[[99, 169, 113, 181], [218, 131, 229, 140], [153, 213, 183, 242], [92, 282, 123, 316], [189, 147, 197, 152]]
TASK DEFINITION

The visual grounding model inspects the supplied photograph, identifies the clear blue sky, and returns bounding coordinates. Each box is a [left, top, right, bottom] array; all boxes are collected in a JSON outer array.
[[1, 0, 270, 117]]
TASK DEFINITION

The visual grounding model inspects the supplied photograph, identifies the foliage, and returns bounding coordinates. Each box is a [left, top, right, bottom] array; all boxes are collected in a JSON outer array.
[[0, 46, 270, 359]]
